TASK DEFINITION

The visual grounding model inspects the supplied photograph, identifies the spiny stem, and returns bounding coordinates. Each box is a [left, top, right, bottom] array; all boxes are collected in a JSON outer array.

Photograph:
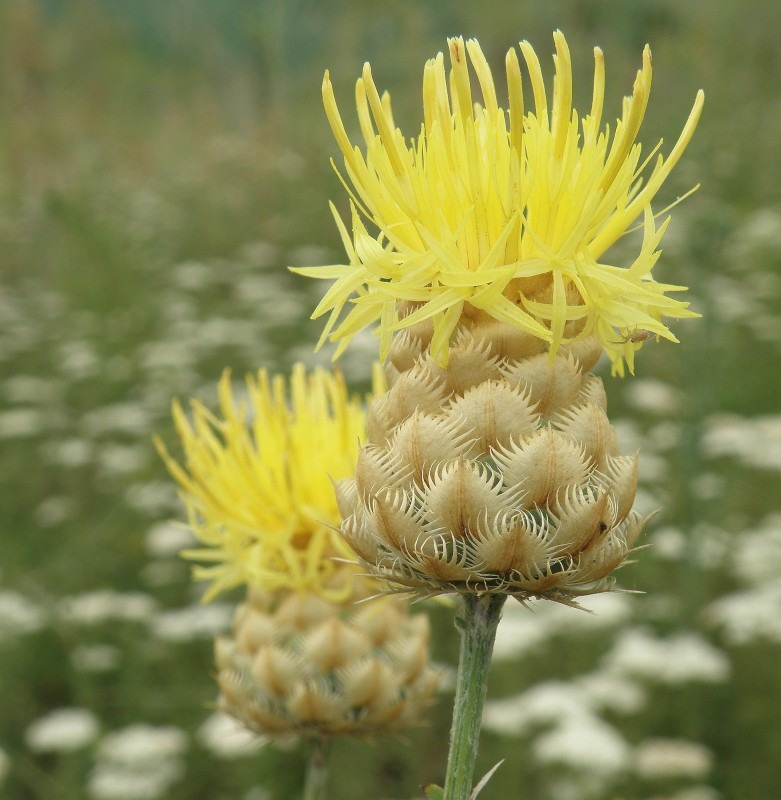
[[443, 593, 506, 800], [303, 736, 330, 800]]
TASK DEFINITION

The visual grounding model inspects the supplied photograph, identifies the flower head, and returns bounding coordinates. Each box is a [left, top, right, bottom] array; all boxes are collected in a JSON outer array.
[[215, 588, 440, 737], [337, 337, 646, 603], [295, 32, 704, 374], [156, 365, 373, 602]]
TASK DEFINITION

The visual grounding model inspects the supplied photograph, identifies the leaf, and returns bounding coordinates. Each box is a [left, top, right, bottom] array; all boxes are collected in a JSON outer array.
[[469, 760, 505, 800], [420, 760, 503, 799]]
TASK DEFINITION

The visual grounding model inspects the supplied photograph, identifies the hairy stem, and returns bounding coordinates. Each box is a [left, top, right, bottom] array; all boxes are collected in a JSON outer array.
[[302, 736, 330, 800], [443, 593, 506, 800]]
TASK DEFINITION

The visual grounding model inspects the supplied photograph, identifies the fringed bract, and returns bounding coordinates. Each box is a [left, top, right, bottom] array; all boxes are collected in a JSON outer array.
[[337, 317, 646, 603], [215, 589, 440, 737]]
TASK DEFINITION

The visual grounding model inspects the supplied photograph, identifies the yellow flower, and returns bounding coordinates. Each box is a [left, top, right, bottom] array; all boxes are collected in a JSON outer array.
[[294, 32, 704, 375], [156, 365, 373, 602]]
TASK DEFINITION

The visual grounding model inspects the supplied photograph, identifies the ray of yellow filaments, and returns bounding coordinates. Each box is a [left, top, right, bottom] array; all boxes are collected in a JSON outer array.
[[156, 366, 371, 602], [295, 31, 704, 374]]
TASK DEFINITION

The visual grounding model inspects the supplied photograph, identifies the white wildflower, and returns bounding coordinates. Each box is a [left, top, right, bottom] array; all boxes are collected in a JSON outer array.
[[576, 672, 647, 715], [603, 628, 730, 684], [691, 523, 731, 570], [41, 438, 94, 468], [195, 317, 257, 349], [5, 375, 63, 404], [637, 451, 669, 483], [97, 724, 188, 765], [635, 738, 713, 781], [493, 594, 634, 662], [25, 708, 100, 753], [151, 603, 232, 643], [172, 261, 212, 291], [624, 379, 683, 415], [197, 713, 266, 759], [139, 339, 198, 371], [491, 603, 554, 662], [690, 473, 724, 501], [650, 527, 688, 560], [83, 403, 153, 437], [725, 207, 781, 263], [97, 443, 149, 477], [34, 495, 77, 527], [705, 581, 781, 645], [533, 713, 632, 775], [124, 482, 178, 516], [646, 422, 684, 451], [550, 593, 636, 633], [611, 418, 645, 452], [482, 682, 590, 737], [734, 514, 781, 585], [58, 340, 100, 379], [635, 487, 665, 516], [71, 644, 122, 673], [0, 591, 46, 639], [59, 591, 157, 626], [0, 408, 44, 439], [702, 414, 781, 471], [87, 762, 183, 800], [144, 522, 196, 559]]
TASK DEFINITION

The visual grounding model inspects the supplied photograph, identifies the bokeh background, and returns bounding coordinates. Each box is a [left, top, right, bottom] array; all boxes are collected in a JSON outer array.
[[2, 1, 780, 798]]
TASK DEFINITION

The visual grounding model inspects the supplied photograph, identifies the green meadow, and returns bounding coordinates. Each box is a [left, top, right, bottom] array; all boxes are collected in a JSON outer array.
[[1, 1, 780, 798]]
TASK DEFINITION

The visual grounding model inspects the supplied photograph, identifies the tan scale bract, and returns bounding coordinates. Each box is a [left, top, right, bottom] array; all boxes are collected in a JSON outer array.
[[215, 587, 440, 737], [336, 310, 646, 603]]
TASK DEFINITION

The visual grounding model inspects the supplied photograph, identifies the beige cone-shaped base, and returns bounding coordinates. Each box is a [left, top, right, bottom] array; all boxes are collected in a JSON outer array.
[[215, 588, 439, 737], [336, 314, 647, 603]]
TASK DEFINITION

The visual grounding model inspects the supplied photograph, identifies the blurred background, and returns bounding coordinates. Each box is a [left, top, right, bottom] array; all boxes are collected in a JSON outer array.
[[1, 1, 780, 798]]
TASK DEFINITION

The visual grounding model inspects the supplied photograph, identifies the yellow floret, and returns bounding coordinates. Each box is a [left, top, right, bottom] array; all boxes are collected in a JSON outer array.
[[156, 365, 372, 602], [294, 32, 704, 375]]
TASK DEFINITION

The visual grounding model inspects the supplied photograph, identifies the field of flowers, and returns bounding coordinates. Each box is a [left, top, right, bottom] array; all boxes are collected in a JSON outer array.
[[1, 1, 780, 798]]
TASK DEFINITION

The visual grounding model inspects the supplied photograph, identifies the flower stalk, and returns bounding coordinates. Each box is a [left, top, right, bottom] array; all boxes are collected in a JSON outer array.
[[444, 594, 507, 800], [303, 737, 330, 800]]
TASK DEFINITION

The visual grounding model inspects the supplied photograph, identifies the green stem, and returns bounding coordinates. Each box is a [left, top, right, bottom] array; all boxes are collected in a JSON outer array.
[[443, 593, 507, 800], [302, 736, 330, 800]]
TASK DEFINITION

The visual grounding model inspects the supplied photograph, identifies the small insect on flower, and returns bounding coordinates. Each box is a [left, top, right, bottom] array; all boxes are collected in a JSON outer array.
[[613, 328, 654, 344], [608, 327, 665, 374]]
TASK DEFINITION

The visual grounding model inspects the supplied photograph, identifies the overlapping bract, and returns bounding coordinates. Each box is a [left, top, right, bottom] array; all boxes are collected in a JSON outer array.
[[216, 589, 440, 737], [156, 365, 371, 602], [295, 32, 703, 374], [158, 366, 440, 739], [336, 316, 646, 601]]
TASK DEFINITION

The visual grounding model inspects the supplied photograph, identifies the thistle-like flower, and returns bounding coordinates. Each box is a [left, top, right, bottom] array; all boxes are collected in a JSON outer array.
[[295, 33, 703, 604], [295, 31, 703, 376], [156, 365, 369, 603], [335, 328, 644, 602], [157, 365, 439, 740], [294, 33, 703, 798], [216, 588, 439, 737]]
